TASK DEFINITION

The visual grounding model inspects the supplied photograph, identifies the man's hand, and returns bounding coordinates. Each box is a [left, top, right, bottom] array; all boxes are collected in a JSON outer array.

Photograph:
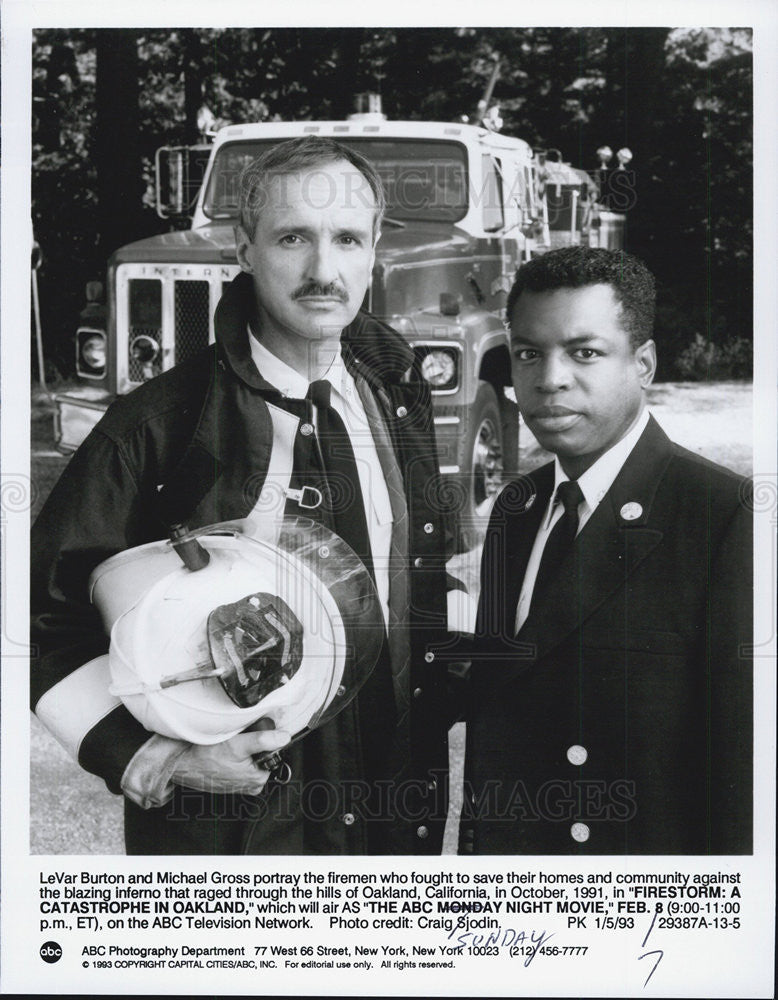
[[170, 729, 291, 796]]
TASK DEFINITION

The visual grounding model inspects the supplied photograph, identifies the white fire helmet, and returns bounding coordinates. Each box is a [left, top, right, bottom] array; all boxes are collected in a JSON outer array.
[[89, 519, 383, 748]]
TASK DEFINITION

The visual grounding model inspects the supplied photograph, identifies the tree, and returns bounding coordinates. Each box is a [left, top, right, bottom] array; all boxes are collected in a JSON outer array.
[[95, 30, 144, 257], [31, 26, 752, 378], [32, 30, 100, 373]]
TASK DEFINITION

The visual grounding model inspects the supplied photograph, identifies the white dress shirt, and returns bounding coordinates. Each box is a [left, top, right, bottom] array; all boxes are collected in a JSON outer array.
[[514, 407, 650, 634], [248, 334, 394, 625]]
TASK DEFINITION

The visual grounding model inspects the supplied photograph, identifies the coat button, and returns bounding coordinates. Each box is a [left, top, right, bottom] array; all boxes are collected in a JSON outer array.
[[342, 813, 356, 826], [423, 522, 434, 534], [413, 687, 423, 699], [566, 745, 588, 765], [427, 778, 437, 791], [416, 825, 429, 839], [424, 651, 435, 663], [414, 557, 423, 568], [396, 405, 408, 418], [570, 822, 590, 843], [300, 423, 314, 437]]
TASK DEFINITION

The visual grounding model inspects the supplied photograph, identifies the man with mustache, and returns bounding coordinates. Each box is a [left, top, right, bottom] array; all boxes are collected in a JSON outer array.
[[463, 246, 752, 854], [32, 137, 461, 855]]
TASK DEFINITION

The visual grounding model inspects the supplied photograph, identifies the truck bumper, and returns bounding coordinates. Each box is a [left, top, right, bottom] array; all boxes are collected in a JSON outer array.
[[54, 388, 113, 453]]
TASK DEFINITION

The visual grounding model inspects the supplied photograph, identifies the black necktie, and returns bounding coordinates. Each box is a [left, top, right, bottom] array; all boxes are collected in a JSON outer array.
[[530, 479, 584, 610], [289, 379, 396, 836], [305, 379, 373, 572]]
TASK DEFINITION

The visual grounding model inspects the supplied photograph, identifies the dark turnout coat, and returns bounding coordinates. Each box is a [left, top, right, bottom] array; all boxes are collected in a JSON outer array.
[[463, 416, 752, 855], [32, 273, 454, 855]]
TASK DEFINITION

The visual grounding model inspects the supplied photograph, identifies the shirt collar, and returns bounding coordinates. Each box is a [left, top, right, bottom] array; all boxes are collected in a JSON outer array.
[[546, 407, 651, 527], [247, 327, 345, 399]]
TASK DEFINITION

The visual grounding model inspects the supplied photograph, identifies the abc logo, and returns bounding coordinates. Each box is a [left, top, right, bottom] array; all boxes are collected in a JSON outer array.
[[40, 941, 62, 963]]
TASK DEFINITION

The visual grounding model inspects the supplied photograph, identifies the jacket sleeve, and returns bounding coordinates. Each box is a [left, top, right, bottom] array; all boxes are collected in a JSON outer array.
[[707, 495, 753, 853], [31, 423, 161, 795]]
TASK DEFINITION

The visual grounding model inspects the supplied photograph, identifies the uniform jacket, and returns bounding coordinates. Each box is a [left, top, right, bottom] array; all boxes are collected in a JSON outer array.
[[32, 273, 453, 855], [463, 416, 753, 855]]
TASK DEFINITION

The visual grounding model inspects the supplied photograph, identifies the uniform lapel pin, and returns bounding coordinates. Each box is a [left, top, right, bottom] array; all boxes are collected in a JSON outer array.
[[620, 501, 643, 521]]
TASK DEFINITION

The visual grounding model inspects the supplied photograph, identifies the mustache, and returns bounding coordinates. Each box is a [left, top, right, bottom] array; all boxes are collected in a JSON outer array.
[[292, 281, 348, 302]]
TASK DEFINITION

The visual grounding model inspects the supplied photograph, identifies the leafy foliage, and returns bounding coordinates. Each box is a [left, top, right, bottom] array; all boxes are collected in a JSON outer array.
[[675, 333, 752, 381]]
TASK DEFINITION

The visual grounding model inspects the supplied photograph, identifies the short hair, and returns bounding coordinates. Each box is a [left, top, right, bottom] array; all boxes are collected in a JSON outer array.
[[238, 135, 385, 241], [506, 246, 656, 348]]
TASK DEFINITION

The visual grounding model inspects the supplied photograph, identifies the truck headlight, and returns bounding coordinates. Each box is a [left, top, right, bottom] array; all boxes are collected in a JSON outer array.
[[130, 334, 160, 364], [416, 346, 458, 391], [77, 328, 106, 377]]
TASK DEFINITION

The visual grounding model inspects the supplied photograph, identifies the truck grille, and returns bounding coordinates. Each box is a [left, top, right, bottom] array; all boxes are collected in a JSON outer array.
[[174, 281, 211, 363], [116, 263, 240, 392]]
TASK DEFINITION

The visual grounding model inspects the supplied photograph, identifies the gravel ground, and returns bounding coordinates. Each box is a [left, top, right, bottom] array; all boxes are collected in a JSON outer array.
[[29, 380, 752, 855]]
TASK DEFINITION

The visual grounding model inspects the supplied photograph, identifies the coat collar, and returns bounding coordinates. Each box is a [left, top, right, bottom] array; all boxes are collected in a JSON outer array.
[[213, 271, 414, 393], [511, 414, 674, 665], [158, 273, 415, 527]]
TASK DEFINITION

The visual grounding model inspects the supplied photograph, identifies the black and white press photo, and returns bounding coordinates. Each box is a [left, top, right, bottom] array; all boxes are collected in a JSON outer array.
[[27, 23, 757, 858], [2, 8, 775, 998]]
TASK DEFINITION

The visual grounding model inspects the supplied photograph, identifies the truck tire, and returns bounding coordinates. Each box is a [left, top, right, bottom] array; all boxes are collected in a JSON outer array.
[[455, 382, 516, 551]]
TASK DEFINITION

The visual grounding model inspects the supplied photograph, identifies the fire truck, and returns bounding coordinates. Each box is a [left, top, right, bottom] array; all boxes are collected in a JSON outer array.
[[55, 103, 630, 545]]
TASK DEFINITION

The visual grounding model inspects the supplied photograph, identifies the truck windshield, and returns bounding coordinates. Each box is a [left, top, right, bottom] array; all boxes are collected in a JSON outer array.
[[202, 138, 468, 224]]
